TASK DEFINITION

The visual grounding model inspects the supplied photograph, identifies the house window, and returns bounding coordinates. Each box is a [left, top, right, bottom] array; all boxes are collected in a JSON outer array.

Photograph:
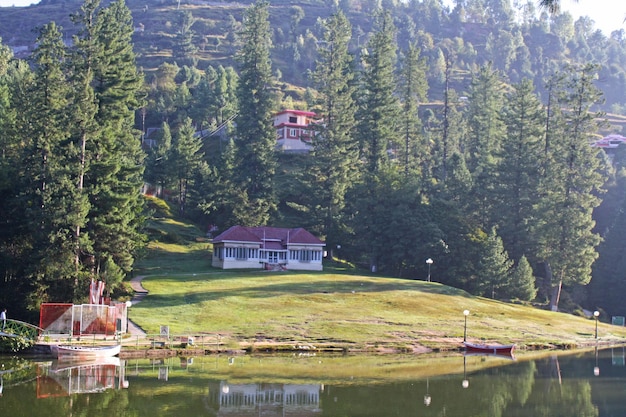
[[289, 128, 298, 137], [289, 116, 297, 123], [235, 247, 247, 260], [290, 249, 320, 262]]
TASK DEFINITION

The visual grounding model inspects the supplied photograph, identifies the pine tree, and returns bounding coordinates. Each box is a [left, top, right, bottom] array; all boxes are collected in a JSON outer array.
[[0, 41, 32, 313], [508, 255, 537, 301], [357, 9, 401, 175], [144, 121, 173, 197], [233, 0, 277, 225], [68, 0, 100, 277], [173, 10, 198, 67], [476, 227, 514, 299], [86, 0, 146, 280], [20, 23, 84, 305], [466, 64, 507, 170], [537, 64, 606, 311], [172, 117, 205, 216], [310, 10, 359, 246], [495, 79, 545, 262], [464, 64, 507, 227], [353, 9, 402, 271], [398, 42, 428, 179]]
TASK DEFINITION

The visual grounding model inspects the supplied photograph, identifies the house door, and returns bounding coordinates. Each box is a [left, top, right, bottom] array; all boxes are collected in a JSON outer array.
[[267, 251, 279, 264]]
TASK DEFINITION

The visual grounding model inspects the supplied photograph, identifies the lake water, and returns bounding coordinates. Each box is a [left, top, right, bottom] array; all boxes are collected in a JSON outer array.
[[0, 347, 624, 416]]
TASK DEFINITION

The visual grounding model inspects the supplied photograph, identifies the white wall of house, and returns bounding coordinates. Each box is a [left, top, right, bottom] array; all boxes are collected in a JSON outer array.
[[212, 243, 324, 271]]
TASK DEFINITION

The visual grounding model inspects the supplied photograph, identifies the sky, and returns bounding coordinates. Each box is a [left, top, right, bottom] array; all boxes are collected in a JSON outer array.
[[563, 0, 625, 34], [0, 0, 623, 35]]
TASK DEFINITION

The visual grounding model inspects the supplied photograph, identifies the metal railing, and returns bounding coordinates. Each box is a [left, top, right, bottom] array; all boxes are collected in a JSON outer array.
[[1, 319, 44, 341]]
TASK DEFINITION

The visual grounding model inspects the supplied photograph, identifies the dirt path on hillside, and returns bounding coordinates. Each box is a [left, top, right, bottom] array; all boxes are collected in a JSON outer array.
[[127, 275, 148, 336]]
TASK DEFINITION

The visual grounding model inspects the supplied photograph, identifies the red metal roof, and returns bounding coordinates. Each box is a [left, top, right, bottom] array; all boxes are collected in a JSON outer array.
[[275, 109, 317, 117], [213, 226, 324, 246]]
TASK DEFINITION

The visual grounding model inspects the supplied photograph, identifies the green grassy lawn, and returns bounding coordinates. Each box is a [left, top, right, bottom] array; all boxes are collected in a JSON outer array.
[[129, 269, 626, 351], [129, 197, 626, 352]]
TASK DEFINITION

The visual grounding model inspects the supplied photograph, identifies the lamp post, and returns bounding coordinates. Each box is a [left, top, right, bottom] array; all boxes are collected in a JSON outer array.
[[594, 310, 600, 339], [125, 300, 133, 333], [463, 310, 470, 342], [426, 258, 433, 282]]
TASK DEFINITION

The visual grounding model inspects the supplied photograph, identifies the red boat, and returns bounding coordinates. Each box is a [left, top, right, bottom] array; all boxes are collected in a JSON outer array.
[[463, 341, 515, 356]]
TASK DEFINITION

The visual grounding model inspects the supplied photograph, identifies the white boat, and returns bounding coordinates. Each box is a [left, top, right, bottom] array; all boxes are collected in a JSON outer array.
[[52, 344, 121, 360]]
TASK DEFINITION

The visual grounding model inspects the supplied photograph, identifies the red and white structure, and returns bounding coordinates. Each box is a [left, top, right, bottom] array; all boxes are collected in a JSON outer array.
[[591, 134, 626, 149], [211, 225, 325, 271], [274, 110, 318, 152]]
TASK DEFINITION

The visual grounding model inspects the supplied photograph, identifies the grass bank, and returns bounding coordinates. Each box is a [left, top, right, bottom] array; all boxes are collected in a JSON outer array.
[[130, 198, 626, 353], [129, 270, 626, 352]]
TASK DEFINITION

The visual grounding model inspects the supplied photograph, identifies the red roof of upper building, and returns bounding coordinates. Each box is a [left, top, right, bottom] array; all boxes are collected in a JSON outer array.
[[212, 226, 324, 246], [275, 109, 317, 117]]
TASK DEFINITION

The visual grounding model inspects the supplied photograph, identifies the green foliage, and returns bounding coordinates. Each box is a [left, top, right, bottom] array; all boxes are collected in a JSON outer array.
[[233, 0, 278, 225], [508, 255, 538, 301], [357, 9, 401, 175], [0, 335, 34, 353], [475, 227, 514, 299], [309, 10, 359, 245], [1, 0, 625, 318]]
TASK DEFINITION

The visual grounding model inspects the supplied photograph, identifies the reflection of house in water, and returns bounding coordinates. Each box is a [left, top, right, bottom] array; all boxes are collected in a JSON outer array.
[[206, 382, 322, 416]]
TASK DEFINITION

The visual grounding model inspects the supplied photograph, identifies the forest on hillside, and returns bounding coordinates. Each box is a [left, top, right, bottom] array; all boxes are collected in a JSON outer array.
[[1, 0, 626, 322]]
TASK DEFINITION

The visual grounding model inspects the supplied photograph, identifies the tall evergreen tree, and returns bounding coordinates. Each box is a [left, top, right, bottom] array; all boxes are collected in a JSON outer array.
[[495, 79, 545, 262], [310, 10, 359, 246], [588, 168, 626, 316], [464, 64, 507, 228], [537, 64, 606, 311], [0, 41, 33, 315], [86, 0, 145, 281], [19, 22, 85, 306], [144, 121, 173, 197], [172, 117, 205, 216], [357, 9, 401, 175], [68, 0, 100, 278], [398, 42, 428, 179], [233, 0, 277, 225], [465, 64, 507, 172], [353, 9, 401, 271], [173, 10, 198, 67]]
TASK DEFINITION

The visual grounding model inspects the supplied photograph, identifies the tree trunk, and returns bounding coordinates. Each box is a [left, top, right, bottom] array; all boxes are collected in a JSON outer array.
[[545, 262, 563, 312]]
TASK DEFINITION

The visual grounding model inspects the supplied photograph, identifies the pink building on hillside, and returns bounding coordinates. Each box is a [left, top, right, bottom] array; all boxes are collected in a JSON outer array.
[[274, 110, 318, 152]]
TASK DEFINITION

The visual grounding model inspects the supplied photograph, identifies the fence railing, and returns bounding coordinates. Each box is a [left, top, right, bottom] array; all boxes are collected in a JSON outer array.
[[38, 331, 226, 351], [122, 333, 225, 351]]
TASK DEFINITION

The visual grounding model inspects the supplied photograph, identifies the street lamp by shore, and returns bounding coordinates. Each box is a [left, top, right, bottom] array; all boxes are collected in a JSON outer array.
[[125, 300, 133, 333], [426, 258, 433, 282], [594, 310, 600, 339], [463, 310, 470, 342]]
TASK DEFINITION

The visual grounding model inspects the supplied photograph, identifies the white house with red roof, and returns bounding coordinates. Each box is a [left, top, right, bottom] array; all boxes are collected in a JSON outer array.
[[274, 110, 317, 153], [211, 226, 325, 271]]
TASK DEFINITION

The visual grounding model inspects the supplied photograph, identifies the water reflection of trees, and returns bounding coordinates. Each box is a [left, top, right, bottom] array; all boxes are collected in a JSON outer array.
[[319, 356, 599, 417], [0, 353, 613, 416]]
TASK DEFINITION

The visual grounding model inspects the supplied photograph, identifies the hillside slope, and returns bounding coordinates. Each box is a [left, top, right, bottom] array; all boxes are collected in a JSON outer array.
[[130, 200, 626, 352]]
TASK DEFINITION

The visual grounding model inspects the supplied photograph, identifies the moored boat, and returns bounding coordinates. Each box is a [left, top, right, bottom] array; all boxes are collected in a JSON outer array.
[[52, 344, 121, 360], [463, 341, 515, 356]]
